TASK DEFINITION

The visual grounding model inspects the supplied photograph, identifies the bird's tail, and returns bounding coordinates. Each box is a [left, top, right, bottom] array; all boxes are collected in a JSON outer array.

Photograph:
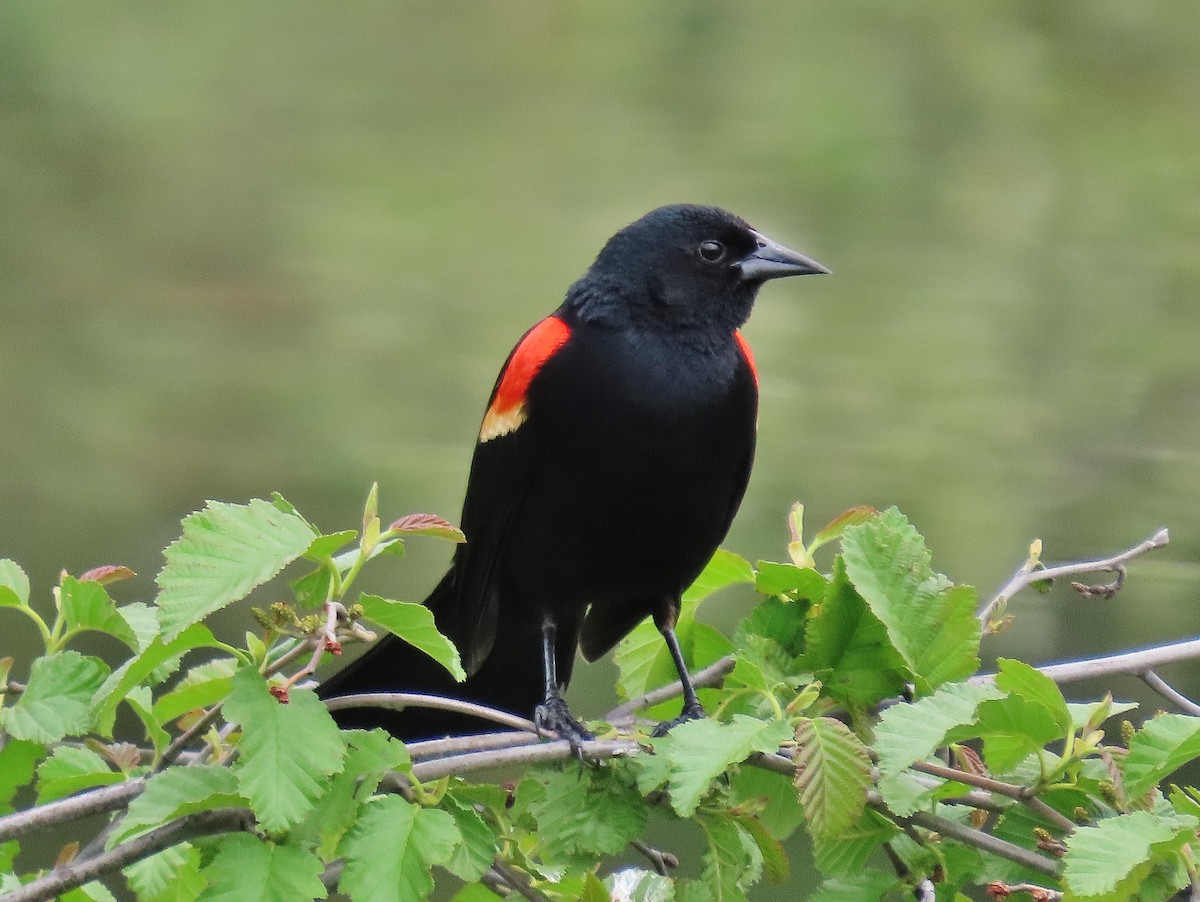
[[318, 571, 547, 740]]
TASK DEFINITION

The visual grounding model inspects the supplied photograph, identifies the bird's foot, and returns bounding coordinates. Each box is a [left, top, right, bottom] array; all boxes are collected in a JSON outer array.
[[535, 696, 594, 753], [650, 701, 706, 738]]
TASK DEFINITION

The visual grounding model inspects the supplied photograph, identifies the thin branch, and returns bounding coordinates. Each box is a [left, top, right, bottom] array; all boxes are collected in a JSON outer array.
[[490, 859, 551, 902], [910, 760, 1077, 833], [324, 692, 539, 734], [978, 528, 1169, 630], [605, 656, 736, 725], [2, 807, 254, 902], [986, 882, 1063, 901], [0, 779, 144, 844], [156, 704, 224, 771], [881, 800, 1061, 878], [406, 731, 542, 761], [1141, 670, 1200, 716], [972, 637, 1200, 687], [630, 838, 679, 875], [410, 738, 642, 782]]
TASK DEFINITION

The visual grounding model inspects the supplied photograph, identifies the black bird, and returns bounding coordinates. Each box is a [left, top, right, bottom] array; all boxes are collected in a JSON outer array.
[[320, 204, 828, 740]]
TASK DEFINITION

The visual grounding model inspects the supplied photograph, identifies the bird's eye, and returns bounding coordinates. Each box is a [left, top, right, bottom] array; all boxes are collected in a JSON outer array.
[[697, 240, 726, 263]]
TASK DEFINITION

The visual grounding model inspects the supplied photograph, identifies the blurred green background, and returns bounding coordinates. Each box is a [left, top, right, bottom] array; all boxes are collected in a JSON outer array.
[[3, 0, 1200, 894]]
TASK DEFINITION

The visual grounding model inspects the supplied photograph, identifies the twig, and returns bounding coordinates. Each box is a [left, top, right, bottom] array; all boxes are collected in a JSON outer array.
[[324, 692, 539, 734], [630, 838, 679, 875], [986, 882, 1063, 901], [0, 779, 144, 844], [1141, 670, 1200, 716], [411, 738, 642, 782], [490, 859, 551, 902], [156, 704, 224, 771], [406, 731, 542, 761], [972, 637, 1200, 687], [910, 761, 1077, 834], [605, 656, 736, 725], [1, 807, 254, 902], [978, 528, 1169, 631]]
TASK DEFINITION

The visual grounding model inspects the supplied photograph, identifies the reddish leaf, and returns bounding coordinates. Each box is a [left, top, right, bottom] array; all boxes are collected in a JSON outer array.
[[387, 513, 466, 543], [79, 565, 137, 585]]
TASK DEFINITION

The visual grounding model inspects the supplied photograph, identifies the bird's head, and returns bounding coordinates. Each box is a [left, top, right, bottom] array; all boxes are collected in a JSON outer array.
[[569, 204, 829, 333]]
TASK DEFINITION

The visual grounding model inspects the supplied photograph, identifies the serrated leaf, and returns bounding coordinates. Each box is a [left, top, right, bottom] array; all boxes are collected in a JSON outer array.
[[1123, 713, 1200, 800], [387, 513, 466, 542], [338, 796, 459, 901], [1062, 811, 1197, 900], [798, 557, 908, 708], [753, 561, 827, 600], [793, 716, 872, 837], [60, 882, 118, 902], [874, 681, 1005, 777], [92, 624, 222, 736], [117, 602, 161, 652], [811, 808, 900, 878], [124, 843, 206, 902], [734, 595, 808, 659], [0, 558, 30, 607], [198, 833, 326, 902], [224, 668, 345, 833], [111, 765, 246, 845], [529, 766, 649, 859], [735, 814, 788, 883], [840, 508, 980, 692], [994, 658, 1073, 738], [156, 499, 316, 640], [807, 871, 899, 902], [1067, 699, 1138, 733], [694, 811, 761, 901], [153, 673, 234, 726], [358, 594, 465, 682], [58, 577, 138, 649], [442, 794, 497, 881], [653, 715, 793, 817], [303, 530, 358, 561], [729, 768, 805, 841], [36, 745, 121, 803], [0, 651, 109, 742], [975, 693, 1064, 774], [0, 739, 43, 809]]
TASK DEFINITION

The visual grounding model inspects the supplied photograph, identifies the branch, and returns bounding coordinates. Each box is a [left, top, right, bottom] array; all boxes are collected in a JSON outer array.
[[910, 760, 1077, 833], [973, 637, 1200, 688], [978, 528, 1169, 631], [605, 655, 736, 726], [1141, 670, 1200, 716], [405, 730, 542, 761], [2, 807, 254, 902], [410, 738, 643, 782], [323, 692, 539, 733], [0, 779, 144, 844]]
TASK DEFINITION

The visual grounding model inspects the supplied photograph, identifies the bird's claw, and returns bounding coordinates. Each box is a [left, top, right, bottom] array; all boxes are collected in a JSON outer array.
[[535, 696, 594, 758], [651, 701, 706, 738]]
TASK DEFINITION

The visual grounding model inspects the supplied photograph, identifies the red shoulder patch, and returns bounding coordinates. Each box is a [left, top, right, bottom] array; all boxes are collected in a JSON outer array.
[[480, 315, 571, 441], [734, 330, 758, 387]]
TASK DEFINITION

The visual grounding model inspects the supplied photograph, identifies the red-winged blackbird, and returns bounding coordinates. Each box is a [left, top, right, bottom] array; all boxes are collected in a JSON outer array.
[[321, 204, 828, 740]]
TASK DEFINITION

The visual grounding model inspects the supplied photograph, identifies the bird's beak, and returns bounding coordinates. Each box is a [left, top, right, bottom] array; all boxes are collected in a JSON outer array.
[[737, 231, 831, 282]]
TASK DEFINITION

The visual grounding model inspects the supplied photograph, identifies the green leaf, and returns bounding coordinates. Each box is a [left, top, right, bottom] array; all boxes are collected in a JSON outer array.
[[357, 594, 465, 682], [112, 765, 246, 845], [808, 871, 899, 902], [198, 834, 327, 902], [303, 529, 358, 561], [798, 557, 908, 709], [809, 506, 880, 554], [529, 766, 649, 859], [36, 745, 121, 803], [753, 561, 827, 600], [994, 657, 1073, 738], [92, 624, 222, 736], [0, 558, 30, 607], [874, 681, 1004, 777], [61, 882, 119, 902], [734, 595, 808, 659], [793, 716, 872, 837], [685, 548, 755, 603], [840, 507, 980, 692], [693, 810, 761, 901], [156, 499, 316, 640], [338, 796, 460, 901], [1067, 699, 1138, 733], [811, 808, 900, 877], [975, 693, 1064, 774], [124, 843, 206, 902], [224, 668, 345, 833], [117, 602, 161, 652], [729, 767, 805, 841], [0, 739, 43, 811], [736, 813, 788, 883], [0, 651, 109, 742], [1123, 713, 1200, 800], [59, 576, 138, 649], [1062, 811, 1197, 900], [652, 715, 793, 817], [153, 672, 234, 726], [127, 685, 171, 757], [442, 794, 497, 881]]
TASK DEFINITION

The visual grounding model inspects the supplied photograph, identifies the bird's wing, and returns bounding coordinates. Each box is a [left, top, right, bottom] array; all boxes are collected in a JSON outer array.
[[445, 314, 572, 674]]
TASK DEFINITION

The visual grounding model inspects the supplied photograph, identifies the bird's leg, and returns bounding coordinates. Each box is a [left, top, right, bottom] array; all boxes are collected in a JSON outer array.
[[534, 616, 594, 743], [650, 600, 707, 737]]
